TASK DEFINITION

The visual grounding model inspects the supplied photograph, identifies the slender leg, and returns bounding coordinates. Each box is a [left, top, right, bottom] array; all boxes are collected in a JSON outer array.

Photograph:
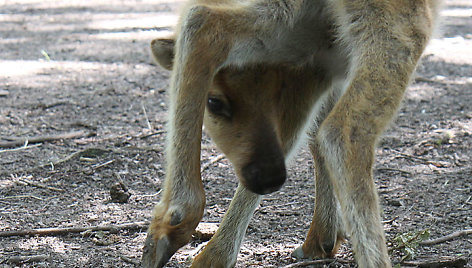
[[314, 2, 437, 267], [143, 7, 234, 268], [293, 138, 345, 259], [292, 86, 346, 259], [192, 184, 262, 268], [142, 3, 302, 267]]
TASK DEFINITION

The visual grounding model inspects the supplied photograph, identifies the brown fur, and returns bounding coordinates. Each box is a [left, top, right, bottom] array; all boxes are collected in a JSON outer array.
[[142, 0, 440, 267]]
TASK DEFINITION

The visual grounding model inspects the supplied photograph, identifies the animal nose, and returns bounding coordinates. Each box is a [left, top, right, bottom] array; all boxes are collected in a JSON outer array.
[[241, 160, 287, 195]]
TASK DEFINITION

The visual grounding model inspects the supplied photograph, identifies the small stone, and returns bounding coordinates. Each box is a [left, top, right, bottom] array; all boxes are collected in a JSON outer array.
[[193, 222, 219, 241], [388, 199, 403, 207], [110, 182, 131, 203]]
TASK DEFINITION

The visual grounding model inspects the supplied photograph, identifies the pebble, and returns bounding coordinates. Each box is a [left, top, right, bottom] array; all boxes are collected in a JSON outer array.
[[0, 89, 9, 97]]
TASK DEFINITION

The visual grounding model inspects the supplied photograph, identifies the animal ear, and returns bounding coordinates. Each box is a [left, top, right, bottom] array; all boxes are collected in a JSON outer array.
[[150, 37, 175, 70]]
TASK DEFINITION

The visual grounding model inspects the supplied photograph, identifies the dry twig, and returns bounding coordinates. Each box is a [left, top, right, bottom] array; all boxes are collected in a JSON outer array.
[[93, 159, 115, 169], [0, 195, 44, 201], [139, 130, 165, 139], [382, 215, 399, 224], [420, 229, 472, 246], [141, 103, 152, 131], [284, 256, 467, 268], [414, 76, 437, 83], [0, 130, 93, 148], [0, 143, 42, 153], [17, 178, 65, 192], [402, 256, 467, 267], [7, 255, 48, 265], [377, 167, 412, 175], [201, 154, 226, 172], [396, 152, 448, 168], [0, 221, 149, 238]]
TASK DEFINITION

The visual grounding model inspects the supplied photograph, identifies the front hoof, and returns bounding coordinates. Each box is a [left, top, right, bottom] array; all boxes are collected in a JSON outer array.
[[142, 233, 178, 268], [291, 246, 307, 259]]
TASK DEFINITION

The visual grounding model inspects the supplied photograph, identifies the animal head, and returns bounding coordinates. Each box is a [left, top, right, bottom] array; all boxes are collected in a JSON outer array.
[[151, 38, 287, 194]]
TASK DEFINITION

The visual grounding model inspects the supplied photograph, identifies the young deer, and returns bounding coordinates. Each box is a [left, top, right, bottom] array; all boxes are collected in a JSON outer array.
[[142, 0, 440, 267]]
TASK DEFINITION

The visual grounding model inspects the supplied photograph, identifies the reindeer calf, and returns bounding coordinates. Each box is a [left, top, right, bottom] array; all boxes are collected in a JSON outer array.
[[142, 0, 440, 267]]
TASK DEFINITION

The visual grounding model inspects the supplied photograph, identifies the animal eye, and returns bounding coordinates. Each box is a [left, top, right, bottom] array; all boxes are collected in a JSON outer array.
[[207, 97, 231, 118]]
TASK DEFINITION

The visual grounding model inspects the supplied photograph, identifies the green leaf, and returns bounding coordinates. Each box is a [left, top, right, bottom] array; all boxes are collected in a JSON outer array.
[[41, 50, 51, 61]]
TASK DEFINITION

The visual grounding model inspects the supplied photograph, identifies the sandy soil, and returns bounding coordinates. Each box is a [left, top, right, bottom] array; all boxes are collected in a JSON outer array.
[[0, 0, 471, 267]]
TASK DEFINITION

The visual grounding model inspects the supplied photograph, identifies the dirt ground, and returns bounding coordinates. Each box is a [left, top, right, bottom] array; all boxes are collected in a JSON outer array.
[[0, 0, 471, 267]]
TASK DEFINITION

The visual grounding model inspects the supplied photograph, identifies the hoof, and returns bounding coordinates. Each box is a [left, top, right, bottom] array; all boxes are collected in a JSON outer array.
[[142, 233, 177, 268], [291, 246, 307, 259]]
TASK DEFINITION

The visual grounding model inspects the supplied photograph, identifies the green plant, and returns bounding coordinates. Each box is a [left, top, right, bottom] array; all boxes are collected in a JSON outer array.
[[393, 229, 430, 261]]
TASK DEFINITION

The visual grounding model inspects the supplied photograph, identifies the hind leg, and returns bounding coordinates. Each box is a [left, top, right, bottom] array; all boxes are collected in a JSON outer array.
[[318, 122, 390, 267], [295, 1, 437, 266], [293, 137, 345, 259], [292, 87, 347, 259]]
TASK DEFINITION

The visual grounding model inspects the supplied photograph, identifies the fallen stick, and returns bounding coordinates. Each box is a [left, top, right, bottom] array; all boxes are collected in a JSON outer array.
[[0, 143, 42, 153], [0, 130, 92, 148], [18, 178, 65, 193], [7, 255, 48, 265], [0, 221, 149, 238], [382, 215, 399, 224], [201, 154, 225, 172], [420, 229, 472, 246], [141, 103, 152, 131], [138, 130, 165, 139], [396, 152, 448, 168], [0, 194, 44, 201], [402, 257, 467, 267], [377, 167, 412, 175], [93, 159, 115, 169], [414, 76, 437, 83]]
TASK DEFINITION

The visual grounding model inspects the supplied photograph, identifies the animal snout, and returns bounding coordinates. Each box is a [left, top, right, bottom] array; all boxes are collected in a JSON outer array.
[[241, 159, 286, 195]]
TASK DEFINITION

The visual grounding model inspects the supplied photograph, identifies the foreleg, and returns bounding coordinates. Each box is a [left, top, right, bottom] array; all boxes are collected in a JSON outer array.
[[142, 2, 303, 267], [192, 184, 262, 268], [143, 6, 236, 268]]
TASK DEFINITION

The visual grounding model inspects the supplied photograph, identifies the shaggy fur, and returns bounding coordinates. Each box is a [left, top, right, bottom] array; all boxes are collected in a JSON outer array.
[[143, 0, 440, 267]]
